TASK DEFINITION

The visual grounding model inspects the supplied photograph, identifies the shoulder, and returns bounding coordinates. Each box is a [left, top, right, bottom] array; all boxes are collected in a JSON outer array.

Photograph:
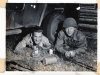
[[41, 35, 51, 44], [42, 35, 49, 40], [23, 34, 31, 42], [76, 30, 86, 40]]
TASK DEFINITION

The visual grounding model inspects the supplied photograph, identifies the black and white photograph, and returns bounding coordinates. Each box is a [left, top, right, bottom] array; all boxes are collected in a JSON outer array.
[[6, 3, 97, 71]]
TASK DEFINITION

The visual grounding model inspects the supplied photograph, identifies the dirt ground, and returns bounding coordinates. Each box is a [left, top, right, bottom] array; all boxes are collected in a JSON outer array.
[[6, 34, 97, 71]]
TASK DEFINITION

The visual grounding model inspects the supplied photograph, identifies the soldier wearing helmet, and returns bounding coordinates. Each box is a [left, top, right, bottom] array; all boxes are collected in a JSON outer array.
[[55, 18, 87, 57]]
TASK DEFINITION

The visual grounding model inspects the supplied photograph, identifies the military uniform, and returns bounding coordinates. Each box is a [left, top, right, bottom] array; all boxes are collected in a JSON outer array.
[[55, 29, 87, 54], [14, 33, 51, 55], [55, 18, 87, 57]]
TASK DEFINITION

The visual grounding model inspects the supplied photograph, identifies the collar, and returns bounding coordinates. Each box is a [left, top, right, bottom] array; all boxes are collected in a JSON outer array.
[[71, 29, 79, 41]]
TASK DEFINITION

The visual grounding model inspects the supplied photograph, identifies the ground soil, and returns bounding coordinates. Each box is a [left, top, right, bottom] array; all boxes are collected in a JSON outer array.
[[6, 34, 97, 71]]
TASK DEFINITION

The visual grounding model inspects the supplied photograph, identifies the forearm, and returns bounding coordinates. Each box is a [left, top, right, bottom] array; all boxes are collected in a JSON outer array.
[[55, 46, 68, 54], [14, 42, 26, 53], [74, 48, 86, 54], [75, 36, 87, 54], [42, 45, 51, 50], [15, 47, 25, 51], [14, 47, 26, 55]]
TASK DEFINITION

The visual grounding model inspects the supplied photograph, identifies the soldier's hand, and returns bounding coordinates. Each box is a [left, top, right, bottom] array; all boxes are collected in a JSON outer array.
[[65, 51, 70, 57], [63, 44, 70, 49], [65, 51, 76, 57], [37, 45, 43, 50]]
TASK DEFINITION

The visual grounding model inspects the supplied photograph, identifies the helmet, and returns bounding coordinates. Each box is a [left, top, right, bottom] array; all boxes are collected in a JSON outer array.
[[63, 18, 77, 28]]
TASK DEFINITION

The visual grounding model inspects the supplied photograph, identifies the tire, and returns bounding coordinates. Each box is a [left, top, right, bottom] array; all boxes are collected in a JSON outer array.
[[42, 11, 66, 44]]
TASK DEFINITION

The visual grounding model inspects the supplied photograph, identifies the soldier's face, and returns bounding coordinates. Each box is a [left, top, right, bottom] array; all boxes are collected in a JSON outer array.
[[65, 27, 75, 36], [32, 32, 42, 45]]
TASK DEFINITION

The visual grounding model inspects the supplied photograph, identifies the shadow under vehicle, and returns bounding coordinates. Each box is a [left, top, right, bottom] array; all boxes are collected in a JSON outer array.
[[6, 3, 97, 71]]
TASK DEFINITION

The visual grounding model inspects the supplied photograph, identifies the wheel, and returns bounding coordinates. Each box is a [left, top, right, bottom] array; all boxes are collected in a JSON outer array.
[[42, 11, 66, 44]]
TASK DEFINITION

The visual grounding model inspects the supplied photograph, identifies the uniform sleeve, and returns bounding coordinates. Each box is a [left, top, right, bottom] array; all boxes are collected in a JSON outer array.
[[75, 36, 87, 54], [55, 31, 69, 54], [42, 35, 51, 49], [14, 34, 30, 51]]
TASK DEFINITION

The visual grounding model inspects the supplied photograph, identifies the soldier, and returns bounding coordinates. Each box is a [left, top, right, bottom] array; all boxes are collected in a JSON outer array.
[[55, 18, 87, 58], [14, 26, 51, 56]]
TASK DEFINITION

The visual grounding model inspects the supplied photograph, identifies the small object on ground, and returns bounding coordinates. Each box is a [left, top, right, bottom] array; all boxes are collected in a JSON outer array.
[[35, 50, 38, 54], [32, 52, 40, 58], [49, 49, 53, 55], [32, 46, 40, 57], [42, 56, 57, 65]]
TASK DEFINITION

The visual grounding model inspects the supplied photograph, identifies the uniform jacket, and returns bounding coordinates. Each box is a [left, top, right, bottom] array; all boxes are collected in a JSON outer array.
[[15, 33, 51, 51], [55, 29, 87, 54]]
